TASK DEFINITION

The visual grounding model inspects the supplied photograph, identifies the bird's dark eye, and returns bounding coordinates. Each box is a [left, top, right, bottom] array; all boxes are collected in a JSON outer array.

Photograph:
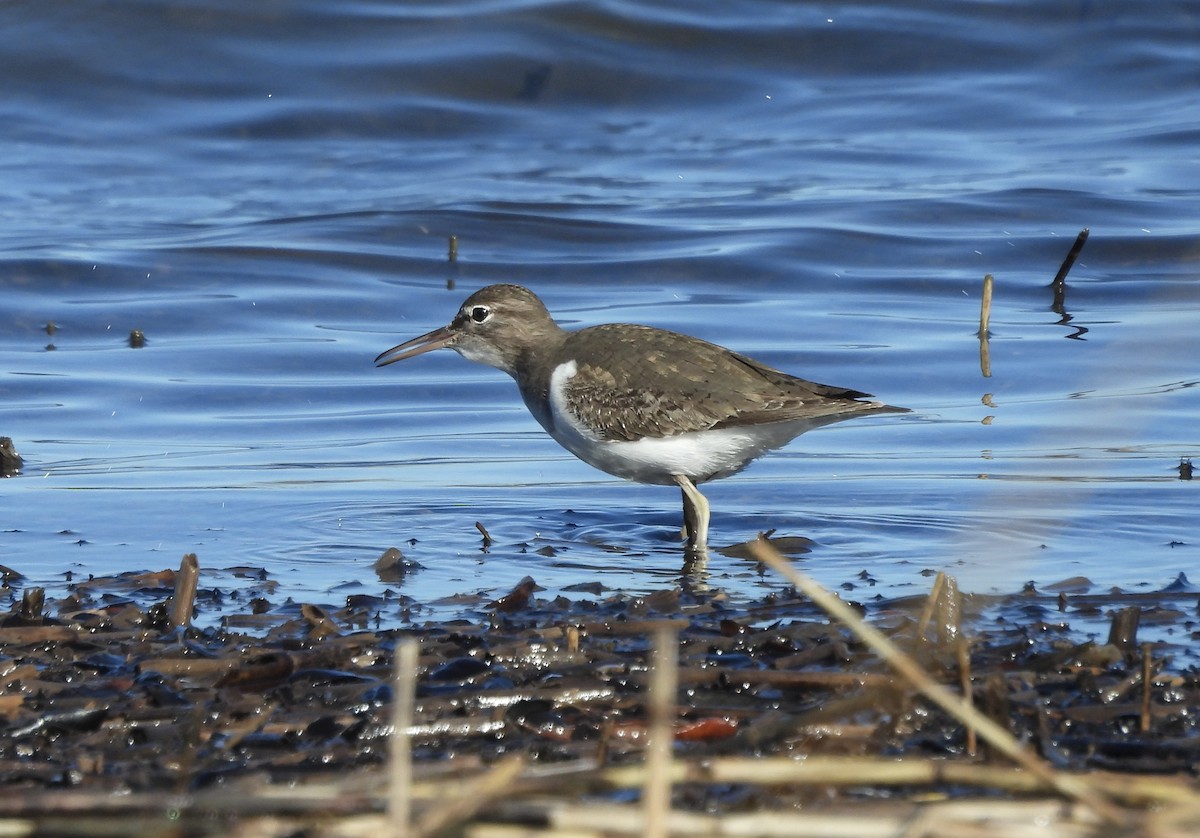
[[469, 305, 491, 323]]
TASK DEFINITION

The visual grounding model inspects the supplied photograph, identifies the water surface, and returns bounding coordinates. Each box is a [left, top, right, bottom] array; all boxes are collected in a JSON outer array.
[[2, 1, 1197, 628]]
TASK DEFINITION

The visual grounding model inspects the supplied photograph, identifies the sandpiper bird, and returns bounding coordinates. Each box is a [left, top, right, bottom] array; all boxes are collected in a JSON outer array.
[[376, 285, 905, 553]]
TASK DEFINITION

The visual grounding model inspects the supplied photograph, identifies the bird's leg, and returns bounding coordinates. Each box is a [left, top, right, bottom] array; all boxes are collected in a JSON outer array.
[[673, 474, 709, 553], [680, 485, 695, 541]]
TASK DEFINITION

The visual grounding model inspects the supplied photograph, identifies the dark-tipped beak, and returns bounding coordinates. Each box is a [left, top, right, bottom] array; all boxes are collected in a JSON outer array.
[[375, 324, 457, 367]]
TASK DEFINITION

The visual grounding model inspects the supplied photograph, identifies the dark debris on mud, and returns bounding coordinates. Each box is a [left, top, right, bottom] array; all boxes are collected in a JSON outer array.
[[0, 552, 1198, 836]]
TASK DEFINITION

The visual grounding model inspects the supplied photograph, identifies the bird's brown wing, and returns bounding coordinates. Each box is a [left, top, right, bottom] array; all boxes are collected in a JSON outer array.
[[558, 324, 883, 442]]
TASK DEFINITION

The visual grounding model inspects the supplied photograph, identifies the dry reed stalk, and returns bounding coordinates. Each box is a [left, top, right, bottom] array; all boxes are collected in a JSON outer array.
[[1144, 799, 1200, 838], [979, 274, 993, 378], [550, 802, 903, 837], [901, 798, 1101, 838], [644, 624, 678, 838], [413, 755, 525, 837], [534, 798, 1107, 838], [700, 756, 1056, 792], [978, 274, 993, 337], [388, 639, 419, 838], [600, 756, 1048, 796], [748, 538, 1129, 828]]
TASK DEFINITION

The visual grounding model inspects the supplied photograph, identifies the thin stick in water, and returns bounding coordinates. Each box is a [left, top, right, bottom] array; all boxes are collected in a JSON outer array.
[[1051, 227, 1089, 290]]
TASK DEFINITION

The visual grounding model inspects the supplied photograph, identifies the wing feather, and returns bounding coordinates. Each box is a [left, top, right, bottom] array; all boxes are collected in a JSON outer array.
[[558, 325, 882, 442]]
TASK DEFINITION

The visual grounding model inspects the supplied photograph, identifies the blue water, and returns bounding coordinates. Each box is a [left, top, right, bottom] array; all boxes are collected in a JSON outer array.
[[2, 1, 1198, 622]]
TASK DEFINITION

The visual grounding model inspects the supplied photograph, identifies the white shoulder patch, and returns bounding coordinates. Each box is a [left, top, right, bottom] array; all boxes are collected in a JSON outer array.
[[547, 359, 600, 443]]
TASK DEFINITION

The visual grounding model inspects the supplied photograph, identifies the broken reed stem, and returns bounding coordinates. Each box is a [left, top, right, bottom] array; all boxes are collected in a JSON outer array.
[[169, 553, 200, 630], [979, 274, 993, 378], [448, 235, 458, 263], [1051, 227, 1089, 290], [748, 539, 1128, 828], [388, 639, 419, 838], [978, 274, 994, 338], [645, 623, 678, 838]]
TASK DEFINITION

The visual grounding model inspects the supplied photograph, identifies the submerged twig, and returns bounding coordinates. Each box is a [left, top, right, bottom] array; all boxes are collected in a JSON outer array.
[[475, 520, 493, 550]]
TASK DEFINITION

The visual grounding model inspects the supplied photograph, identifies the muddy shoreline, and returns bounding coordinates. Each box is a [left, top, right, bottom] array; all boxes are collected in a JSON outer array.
[[0, 549, 1197, 836]]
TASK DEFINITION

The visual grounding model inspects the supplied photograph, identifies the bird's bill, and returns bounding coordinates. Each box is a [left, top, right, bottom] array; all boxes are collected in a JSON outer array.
[[374, 324, 457, 367]]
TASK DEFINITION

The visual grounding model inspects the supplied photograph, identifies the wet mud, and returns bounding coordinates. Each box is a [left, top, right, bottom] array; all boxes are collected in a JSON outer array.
[[0, 552, 1197, 836]]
